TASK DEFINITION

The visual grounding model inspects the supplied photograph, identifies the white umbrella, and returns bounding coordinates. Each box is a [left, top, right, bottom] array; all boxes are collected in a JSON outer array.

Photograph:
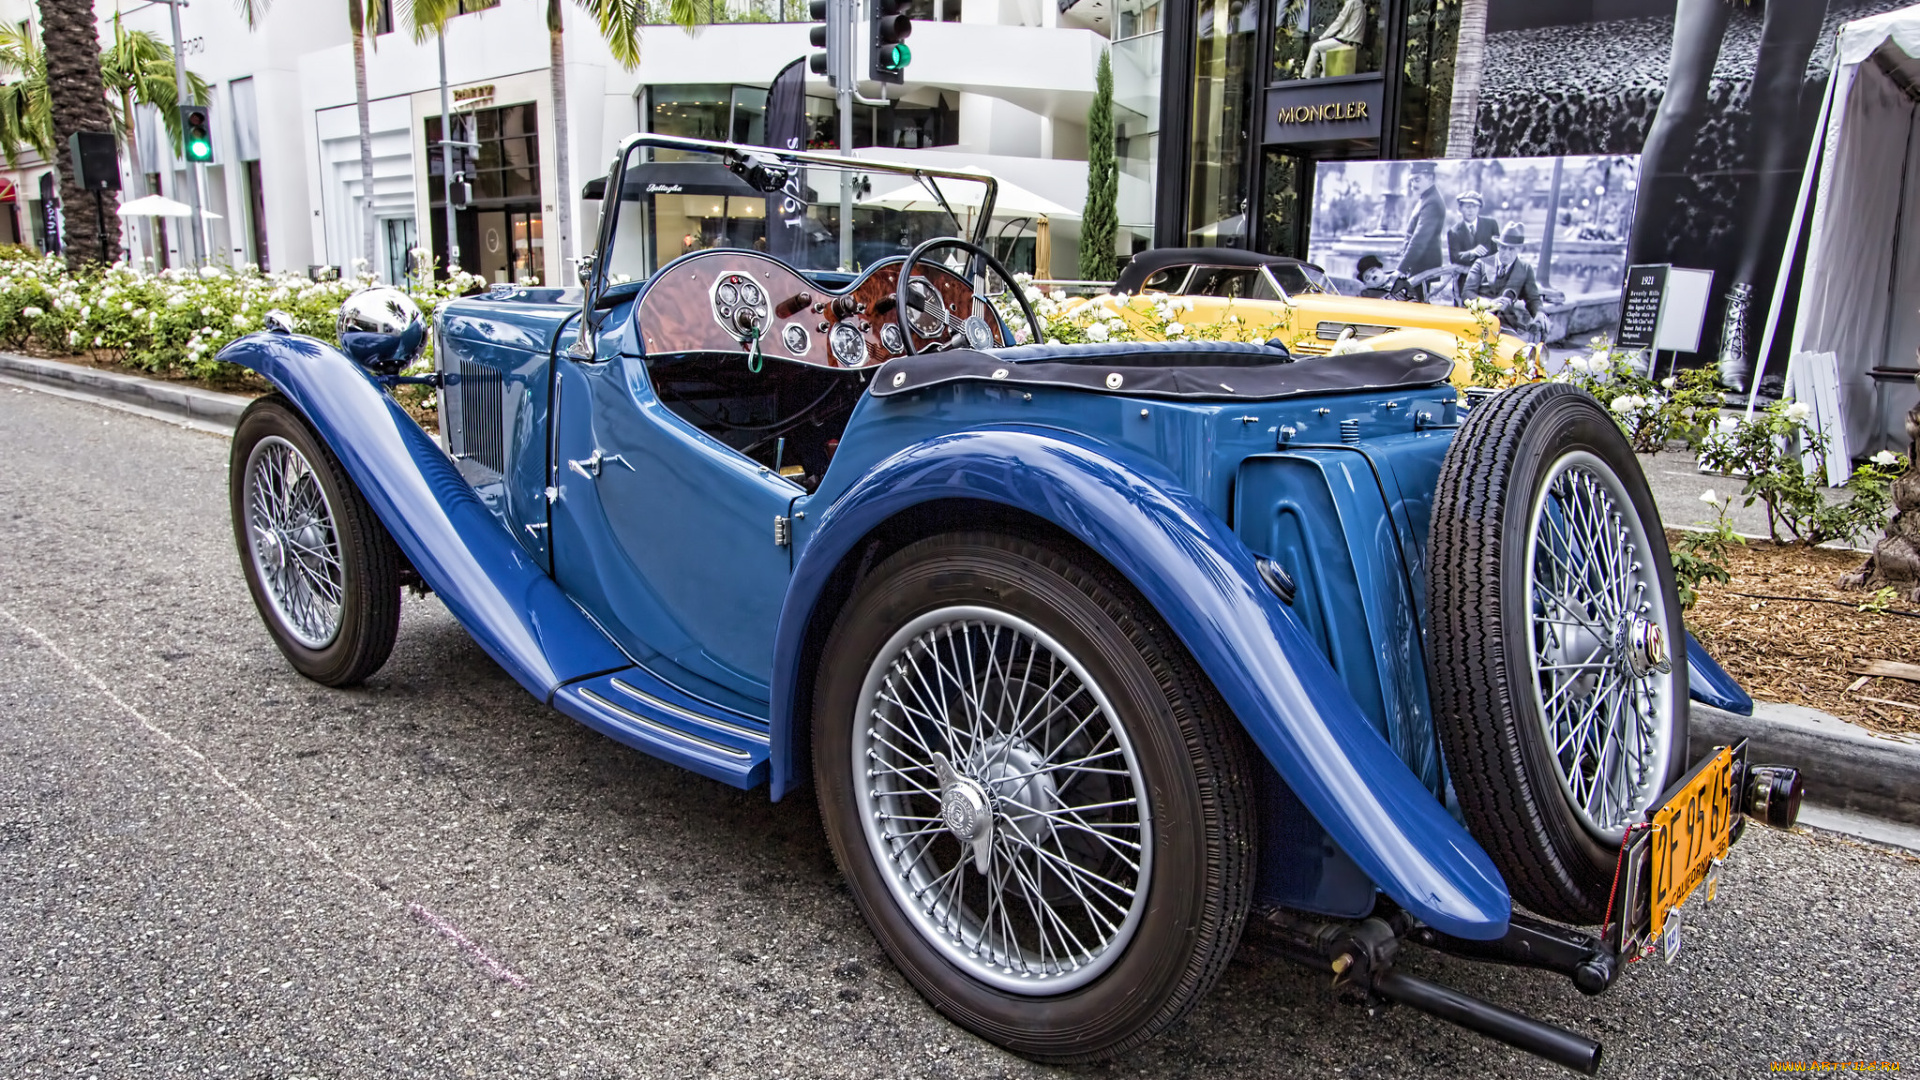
[[861, 165, 1079, 220], [116, 193, 222, 220]]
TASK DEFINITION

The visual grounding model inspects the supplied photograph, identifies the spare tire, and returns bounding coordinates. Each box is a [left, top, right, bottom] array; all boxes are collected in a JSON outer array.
[[1426, 382, 1688, 924]]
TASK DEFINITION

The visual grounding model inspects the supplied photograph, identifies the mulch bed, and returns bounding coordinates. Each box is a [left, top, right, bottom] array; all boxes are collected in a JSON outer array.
[[1681, 530, 1920, 735]]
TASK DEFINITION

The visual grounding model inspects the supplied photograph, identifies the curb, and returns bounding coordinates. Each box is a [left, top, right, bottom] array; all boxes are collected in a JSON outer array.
[[1691, 701, 1920, 826], [0, 351, 249, 430]]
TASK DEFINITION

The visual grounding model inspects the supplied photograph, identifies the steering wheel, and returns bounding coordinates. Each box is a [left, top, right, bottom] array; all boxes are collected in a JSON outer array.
[[895, 237, 1044, 356]]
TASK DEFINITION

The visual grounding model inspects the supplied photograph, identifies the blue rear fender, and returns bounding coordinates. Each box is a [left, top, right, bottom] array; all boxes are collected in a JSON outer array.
[[771, 424, 1512, 940]]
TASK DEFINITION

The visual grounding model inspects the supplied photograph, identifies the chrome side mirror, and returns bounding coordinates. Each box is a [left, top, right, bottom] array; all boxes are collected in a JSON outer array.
[[263, 310, 295, 335], [337, 286, 426, 374], [575, 253, 595, 288]]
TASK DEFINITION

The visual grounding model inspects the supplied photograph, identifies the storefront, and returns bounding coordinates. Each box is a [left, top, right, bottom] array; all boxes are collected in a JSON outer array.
[[1154, 0, 1456, 256], [1155, 0, 1918, 389], [425, 100, 545, 284]]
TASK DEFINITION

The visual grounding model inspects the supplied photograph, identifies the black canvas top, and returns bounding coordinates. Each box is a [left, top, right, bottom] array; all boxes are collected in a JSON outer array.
[[1114, 247, 1323, 293], [870, 343, 1454, 402]]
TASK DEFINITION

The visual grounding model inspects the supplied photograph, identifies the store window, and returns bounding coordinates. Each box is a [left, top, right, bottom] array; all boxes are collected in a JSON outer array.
[[645, 84, 958, 152], [424, 102, 543, 283], [1273, 0, 1385, 82], [1397, 0, 1459, 158], [1114, 0, 1161, 252], [1185, 0, 1257, 246]]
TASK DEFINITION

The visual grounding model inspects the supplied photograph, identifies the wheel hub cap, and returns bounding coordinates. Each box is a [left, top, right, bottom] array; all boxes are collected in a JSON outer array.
[[1620, 615, 1670, 679]]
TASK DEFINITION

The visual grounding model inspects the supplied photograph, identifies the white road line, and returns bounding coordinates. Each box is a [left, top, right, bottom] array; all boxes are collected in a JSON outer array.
[[0, 602, 529, 989]]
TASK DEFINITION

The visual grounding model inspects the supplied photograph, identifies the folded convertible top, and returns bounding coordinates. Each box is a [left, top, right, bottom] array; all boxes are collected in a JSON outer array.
[[869, 343, 1454, 401]]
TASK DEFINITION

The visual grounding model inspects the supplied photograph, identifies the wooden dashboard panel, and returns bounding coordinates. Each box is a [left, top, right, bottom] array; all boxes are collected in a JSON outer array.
[[634, 250, 990, 368]]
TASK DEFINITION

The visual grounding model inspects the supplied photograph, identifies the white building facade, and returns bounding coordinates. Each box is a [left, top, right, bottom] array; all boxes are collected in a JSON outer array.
[[0, 0, 1125, 283]]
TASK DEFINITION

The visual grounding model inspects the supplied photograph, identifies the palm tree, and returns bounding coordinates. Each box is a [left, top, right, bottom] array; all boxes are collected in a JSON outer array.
[[0, 24, 55, 167], [100, 15, 210, 266], [546, 0, 698, 270], [236, 0, 385, 275], [35, 0, 124, 265], [1445, 0, 1487, 159]]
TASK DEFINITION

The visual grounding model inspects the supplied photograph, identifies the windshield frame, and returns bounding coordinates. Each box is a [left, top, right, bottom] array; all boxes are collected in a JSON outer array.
[[572, 133, 1001, 358]]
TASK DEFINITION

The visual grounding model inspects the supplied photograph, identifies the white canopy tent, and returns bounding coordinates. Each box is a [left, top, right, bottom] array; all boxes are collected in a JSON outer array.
[[1757, 5, 1920, 458]]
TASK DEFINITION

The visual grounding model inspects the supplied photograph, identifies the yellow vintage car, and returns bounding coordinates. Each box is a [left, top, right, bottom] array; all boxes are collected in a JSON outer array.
[[1089, 248, 1536, 387]]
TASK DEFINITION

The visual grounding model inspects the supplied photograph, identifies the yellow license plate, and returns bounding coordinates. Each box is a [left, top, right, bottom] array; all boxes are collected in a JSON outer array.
[[1647, 746, 1735, 942]]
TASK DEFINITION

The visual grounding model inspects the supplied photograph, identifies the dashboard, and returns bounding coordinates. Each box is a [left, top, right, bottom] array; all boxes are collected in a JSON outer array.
[[633, 251, 1001, 367]]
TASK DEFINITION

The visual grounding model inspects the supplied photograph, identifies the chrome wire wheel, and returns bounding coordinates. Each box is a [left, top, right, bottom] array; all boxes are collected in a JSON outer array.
[[242, 435, 345, 650], [1526, 450, 1676, 843], [853, 605, 1152, 995]]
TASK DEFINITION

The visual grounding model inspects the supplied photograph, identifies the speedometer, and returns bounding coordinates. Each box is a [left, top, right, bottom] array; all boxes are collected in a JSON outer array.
[[829, 322, 868, 367], [905, 279, 946, 337]]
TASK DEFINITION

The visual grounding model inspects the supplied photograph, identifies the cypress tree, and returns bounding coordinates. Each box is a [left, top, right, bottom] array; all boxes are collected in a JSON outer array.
[[1079, 49, 1118, 282]]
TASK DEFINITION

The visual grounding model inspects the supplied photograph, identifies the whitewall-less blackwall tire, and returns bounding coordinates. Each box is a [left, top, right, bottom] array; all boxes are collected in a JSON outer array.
[[230, 396, 402, 687], [813, 531, 1256, 1062]]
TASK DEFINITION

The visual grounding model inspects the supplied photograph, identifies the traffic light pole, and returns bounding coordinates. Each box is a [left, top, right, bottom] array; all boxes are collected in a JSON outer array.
[[437, 31, 463, 280], [161, 0, 204, 268], [828, 0, 891, 270]]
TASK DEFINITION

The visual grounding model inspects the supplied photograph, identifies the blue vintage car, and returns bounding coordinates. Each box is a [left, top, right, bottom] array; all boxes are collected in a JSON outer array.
[[218, 135, 1799, 1073]]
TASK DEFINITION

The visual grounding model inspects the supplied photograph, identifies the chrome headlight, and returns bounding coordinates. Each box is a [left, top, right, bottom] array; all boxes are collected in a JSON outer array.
[[337, 286, 426, 374]]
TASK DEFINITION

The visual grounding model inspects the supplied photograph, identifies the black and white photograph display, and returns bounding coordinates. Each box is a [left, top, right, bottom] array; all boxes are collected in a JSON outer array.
[[1305, 155, 1638, 347], [1468, 0, 1916, 394]]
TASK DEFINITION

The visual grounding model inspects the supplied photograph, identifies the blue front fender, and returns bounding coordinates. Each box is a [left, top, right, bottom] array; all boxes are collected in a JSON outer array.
[[215, 332, 630, 699], [771, 426, 1511, 940]]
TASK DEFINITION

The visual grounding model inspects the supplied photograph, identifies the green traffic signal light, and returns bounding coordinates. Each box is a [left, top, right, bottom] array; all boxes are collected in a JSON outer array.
[[180, 105, 213, 163], [881, 42, 910, 70]]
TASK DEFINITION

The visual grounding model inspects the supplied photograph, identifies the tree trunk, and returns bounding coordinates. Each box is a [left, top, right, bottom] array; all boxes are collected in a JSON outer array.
[[350, 0, 377, 276], [1444, 0, 1487, 159], [548, 0, 572, 276], [120, 88, 152, 266], [38, 0, 121, 267]]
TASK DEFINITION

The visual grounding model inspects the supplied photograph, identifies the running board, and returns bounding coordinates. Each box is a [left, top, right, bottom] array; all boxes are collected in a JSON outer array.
[[552, 668, 770, 789]]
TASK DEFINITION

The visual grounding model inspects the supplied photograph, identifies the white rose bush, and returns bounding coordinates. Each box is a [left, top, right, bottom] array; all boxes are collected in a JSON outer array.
[[999, 275, 1286, 348], [0, 246, 484, 383], [1550, 335, 1723, 453], [1696, 395, 1905, 546]]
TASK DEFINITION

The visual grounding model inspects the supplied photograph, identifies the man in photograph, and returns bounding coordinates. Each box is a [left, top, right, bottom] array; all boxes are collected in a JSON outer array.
[[1462, 222, 1548, 340], [1446, 190, 1500, 305], [1393, 161, 1446, 301]]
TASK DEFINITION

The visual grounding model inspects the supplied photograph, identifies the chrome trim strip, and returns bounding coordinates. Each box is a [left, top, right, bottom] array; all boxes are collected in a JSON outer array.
[[609, 678, 770, 743], [578, 689, 754, 761]]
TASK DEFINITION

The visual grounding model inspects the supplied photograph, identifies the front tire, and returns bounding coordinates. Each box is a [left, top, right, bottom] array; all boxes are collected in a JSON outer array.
[[230, 395, 402, 687], [814, 532, 1255, 1062]]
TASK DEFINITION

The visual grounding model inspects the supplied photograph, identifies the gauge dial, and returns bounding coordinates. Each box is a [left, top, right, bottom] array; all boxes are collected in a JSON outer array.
[[905, 278, 947, 337], [829, 321, 868, 366], [718, 281, 740, 306], [781, 322, 810, 355], [879, 323, 905, 355]]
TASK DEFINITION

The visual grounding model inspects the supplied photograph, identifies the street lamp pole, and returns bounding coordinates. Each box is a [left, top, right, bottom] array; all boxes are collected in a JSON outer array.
[[437, 30, 460, 279], [162, 0, 205, 268]]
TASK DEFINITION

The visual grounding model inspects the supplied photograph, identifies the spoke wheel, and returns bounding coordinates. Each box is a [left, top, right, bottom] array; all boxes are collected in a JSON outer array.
[[854, 606, 1151, 995], [815, 531, 1254, 1062], [1526, 452, 1675, 843], [230, 396, 402, 687], [1427, 383, 1687, 924], [244, 436, 346, 650]]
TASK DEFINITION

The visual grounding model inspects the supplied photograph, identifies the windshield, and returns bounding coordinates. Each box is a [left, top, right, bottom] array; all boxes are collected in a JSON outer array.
[[588, 137, 996, 285]]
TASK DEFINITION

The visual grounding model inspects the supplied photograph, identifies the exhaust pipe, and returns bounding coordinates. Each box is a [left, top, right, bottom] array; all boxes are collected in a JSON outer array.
[[1372, 969, 1602, 1075]]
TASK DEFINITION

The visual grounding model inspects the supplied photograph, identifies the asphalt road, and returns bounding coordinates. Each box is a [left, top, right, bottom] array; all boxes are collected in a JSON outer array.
[[2, 383, 1916, 1079]]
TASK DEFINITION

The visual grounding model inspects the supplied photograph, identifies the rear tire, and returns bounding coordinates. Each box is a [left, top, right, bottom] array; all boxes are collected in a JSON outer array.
[[1427, 383, 1688, 924], [813, 531, 1255, 1062], [230, 395, 402, 687]]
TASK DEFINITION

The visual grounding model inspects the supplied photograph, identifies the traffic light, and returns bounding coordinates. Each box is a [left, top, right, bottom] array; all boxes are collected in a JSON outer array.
[[179, 105, 213, 164], [870, 0, 911, 84], [807, 0, 843, 86]]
